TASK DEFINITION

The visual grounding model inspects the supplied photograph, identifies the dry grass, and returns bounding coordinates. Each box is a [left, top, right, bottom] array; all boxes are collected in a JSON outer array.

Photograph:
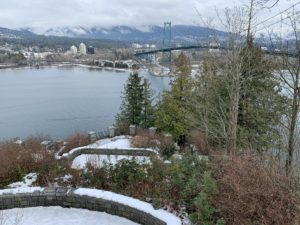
[[0, 136, 73, 188], [0, 138, 47, 187], [60, 132, 90, 155], [211, 152, 299, 225], [132, 128, 174, 151]]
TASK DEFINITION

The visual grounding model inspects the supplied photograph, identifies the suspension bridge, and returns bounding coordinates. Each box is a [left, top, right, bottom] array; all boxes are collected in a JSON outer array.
[[133, 22, 297, 76]]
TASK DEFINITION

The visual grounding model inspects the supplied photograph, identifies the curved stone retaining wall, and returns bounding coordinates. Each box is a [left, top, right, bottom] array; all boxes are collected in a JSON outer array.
[[58, 148, 158, 161], [0, 187, 178, 225]]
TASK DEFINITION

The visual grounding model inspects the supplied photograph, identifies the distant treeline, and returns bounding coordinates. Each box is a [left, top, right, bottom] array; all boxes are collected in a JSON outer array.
[[0, 35, 129, 51]]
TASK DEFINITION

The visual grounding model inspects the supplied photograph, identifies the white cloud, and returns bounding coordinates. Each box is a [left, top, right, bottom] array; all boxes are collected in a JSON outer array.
[[0, 0, 298, 33]]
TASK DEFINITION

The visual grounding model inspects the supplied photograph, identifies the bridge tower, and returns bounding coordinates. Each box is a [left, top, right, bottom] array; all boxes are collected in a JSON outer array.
[[163, 22, 172, 48], [163, 22, 172, 73]]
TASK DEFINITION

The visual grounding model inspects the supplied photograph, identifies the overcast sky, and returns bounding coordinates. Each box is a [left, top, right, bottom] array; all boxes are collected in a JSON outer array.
[[0, 0, 298, 33]]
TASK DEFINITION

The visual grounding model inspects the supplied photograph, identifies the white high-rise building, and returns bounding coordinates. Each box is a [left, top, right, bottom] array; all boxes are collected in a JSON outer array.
[[79, 43, 87, 55], [70, 45, 78, 54]]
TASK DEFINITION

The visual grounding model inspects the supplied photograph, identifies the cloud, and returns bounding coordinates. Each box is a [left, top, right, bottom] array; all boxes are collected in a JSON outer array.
[[0, 0, 297, 34], [0, 0, 234, 32]]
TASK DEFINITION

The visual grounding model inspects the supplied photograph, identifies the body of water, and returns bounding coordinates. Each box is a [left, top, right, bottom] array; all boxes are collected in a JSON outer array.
[[0, 66, 170, 140]]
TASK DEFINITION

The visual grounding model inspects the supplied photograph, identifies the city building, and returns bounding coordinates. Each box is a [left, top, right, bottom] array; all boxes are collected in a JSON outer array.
[[79, 43, 87, 55], [132, 43, 143, 49], [70, 45, 78, 54], [87, 46, 95, 54]]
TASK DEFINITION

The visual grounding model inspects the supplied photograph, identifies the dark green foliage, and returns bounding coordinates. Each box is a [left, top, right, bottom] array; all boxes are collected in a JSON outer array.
[[190, 172, 225, 225], [115, 62, 129, 69], [141, 79, 156, 128], [116, 72, 155, 128], [117, 72, 144, 126], [112, 160, 147, 192], [0, 52, 26, 65], [81, 154, 224, 224], [155, 53, 193, 139], [161, 143, 176, 159], [238, 46, 287, 151], [190, 47, 287, 152]]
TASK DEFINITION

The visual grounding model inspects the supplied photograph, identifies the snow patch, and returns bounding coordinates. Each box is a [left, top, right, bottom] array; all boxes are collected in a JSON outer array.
[[8, 173, 38, 188], [71, 154, 151, 169], [0, 187, 44, 195], [57, 136, 158, 160], [1, 206, 139, 225]]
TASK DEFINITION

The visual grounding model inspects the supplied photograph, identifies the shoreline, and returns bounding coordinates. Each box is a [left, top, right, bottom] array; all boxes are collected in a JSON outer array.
[[0, 62, 132, 73], [0, 62, 173, 77]]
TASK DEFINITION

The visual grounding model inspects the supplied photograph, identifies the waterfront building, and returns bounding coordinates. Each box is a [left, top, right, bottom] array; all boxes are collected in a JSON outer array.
[[79, 43, 87, 55], [87, 46, 95, 54], [70, 45, 78, 54]]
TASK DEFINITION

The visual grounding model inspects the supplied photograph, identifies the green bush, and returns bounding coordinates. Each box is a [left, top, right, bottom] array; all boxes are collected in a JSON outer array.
[[190, 171, 225, 225], [80, 154, 224, 224], [161, 144, 176, 159], [112, 160, 147, 192]]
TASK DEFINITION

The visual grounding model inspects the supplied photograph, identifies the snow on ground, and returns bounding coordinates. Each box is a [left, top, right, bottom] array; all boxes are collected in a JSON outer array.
[[93, 138, 131, 149], [74, 136, 132, 153], [8, 173, 37, 188], [56, 135, 158, 160], [0, 206, 139, 225], [75, 188, 182, 225], [71, 154, 151, 169], [0, 187, 44, 195]]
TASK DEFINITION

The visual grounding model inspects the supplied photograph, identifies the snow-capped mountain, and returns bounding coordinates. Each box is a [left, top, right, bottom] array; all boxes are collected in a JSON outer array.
[[40, 25, 228, 44], [44, 27, 89, 37]]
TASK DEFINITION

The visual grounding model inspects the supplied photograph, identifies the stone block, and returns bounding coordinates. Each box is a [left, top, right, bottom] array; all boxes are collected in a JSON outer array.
[[88, 131, 97, 143], [129, 125, 136, 136], [108, 126, 115, 138], [149, 127, 157, 137]]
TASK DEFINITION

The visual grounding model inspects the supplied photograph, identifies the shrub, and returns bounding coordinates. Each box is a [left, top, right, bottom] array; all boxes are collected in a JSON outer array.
[[161, 144, 176, 159], [132, 135, 150, 148], [0, 141, 35, 187], [115, 122, 129, 135], [211, 152, 299, 225], [61, 132, 90, 155], [0, 136, 73, 188], [112, 160, 147, 197], [190, 171, 225, 225], [188, 129, 209, 155]]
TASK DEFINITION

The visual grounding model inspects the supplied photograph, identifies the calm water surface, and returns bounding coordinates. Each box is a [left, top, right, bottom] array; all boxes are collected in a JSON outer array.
[[0, 66, 170, 140]]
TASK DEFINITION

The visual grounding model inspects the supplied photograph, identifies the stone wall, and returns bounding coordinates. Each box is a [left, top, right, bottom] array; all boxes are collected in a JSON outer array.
[[61, 148, 158, 161], [0, 187, 166, 225]]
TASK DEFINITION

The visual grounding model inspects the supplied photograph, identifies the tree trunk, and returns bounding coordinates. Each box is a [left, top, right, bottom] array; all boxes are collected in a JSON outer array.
[[227, 85, 240, 153], [286, 85, 299, 175], [227, 63, 241, 154], [247, 0, 254, 45]]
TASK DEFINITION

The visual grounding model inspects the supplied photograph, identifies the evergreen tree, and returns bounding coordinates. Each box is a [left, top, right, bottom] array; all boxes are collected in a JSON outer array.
[[116, 72, 156, 128], [238, 45, 287, 151], [190, 46, 287, 152], [116, 72, 144, 126], [155, 53, 193, 139], [141, 79, 156, 128]]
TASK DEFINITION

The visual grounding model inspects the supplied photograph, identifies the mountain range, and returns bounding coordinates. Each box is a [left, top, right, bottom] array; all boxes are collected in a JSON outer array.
[[41, 25, 228, 44], [0, 27, 36, 39], [0, 25, 228, 44]]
